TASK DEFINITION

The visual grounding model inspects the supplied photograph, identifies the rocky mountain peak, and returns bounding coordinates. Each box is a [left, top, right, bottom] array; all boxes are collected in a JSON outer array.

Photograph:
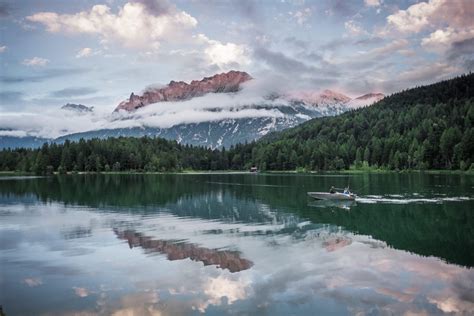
[[115, 70, 252, 112]]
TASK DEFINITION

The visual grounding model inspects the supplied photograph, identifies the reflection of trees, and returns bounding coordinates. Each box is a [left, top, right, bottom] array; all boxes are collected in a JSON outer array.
[[0, 175, 286, 222], [0, 175, 189, 208], [114, 229, 253, 273], [1, 174, 473, 267], [301, 203, 474, 267]]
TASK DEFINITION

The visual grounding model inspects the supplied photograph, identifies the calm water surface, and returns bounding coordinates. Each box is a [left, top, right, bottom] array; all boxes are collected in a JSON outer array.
[[0, 173, 473, 315]]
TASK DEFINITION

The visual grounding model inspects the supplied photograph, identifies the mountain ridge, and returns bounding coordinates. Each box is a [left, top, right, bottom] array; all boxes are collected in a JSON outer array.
[[115, 70, 252, 112], [1, 73, 471, 172], [1, 71, 384, 149]]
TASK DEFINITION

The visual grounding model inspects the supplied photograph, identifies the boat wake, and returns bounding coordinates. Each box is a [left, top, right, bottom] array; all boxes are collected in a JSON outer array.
[[356, 195, 472, 204]]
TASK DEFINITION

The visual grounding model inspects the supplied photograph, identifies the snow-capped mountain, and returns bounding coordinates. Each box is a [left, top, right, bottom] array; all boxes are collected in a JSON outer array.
[[55, 102, 324, 149], [1, 71, 384, 149], [287, 89, 352, 107]]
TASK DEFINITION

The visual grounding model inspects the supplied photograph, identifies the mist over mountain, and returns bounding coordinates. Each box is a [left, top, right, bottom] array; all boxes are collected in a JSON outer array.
[[1, 71, 383, 149], [3, 74, 471, 172]]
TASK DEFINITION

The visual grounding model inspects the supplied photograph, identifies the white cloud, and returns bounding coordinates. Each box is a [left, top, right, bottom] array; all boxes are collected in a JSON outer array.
[[344, 20, 366, 36], [0, 130, 28, 137], [369, 39, 409, 57], [76, 47, 92, 58], [422, 27, 474, 52], [386, 0, 473, 34], [364, 0, 381, 7], [27, 2, 198, 49], [0, 84, 289, 139], [386, 0, 442, 33], [0, 45, 6, 53], [22, 57, 49, 67], [195, 34, 251, 70], [26, 1, 251, 73], [290, 8, 312, 26]]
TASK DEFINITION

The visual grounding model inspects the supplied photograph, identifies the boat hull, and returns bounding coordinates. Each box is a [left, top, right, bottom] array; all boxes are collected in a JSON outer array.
[[307, 192, 356, 201]]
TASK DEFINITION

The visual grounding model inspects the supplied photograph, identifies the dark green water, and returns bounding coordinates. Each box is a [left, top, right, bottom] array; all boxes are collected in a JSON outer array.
[[0, 173, 473, 315]]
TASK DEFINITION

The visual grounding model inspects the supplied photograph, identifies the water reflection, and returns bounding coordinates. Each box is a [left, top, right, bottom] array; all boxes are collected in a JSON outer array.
[[322, 235, 353, 251], [114, 228, 253, 272], [1, 174, 473, 315]]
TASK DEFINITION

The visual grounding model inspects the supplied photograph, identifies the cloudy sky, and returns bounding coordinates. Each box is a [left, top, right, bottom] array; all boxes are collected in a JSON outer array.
[[0, 0, 473, 114]]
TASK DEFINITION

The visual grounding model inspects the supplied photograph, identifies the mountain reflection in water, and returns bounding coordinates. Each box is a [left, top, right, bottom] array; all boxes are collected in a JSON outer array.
[[114, 228, 253, 272], [1, 174, 473, 315]]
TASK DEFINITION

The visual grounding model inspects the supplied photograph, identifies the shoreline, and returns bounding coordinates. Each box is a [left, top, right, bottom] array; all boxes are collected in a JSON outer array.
[[1, 170, 473, 176]]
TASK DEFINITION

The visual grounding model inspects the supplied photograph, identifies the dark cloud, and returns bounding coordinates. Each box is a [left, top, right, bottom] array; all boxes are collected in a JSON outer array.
[[253, 47, 340, 89], [354, 37, 385, 46], [0, 90, 29, 110], [309, 77, 338, 87], [50, 87, 98, 98], [232, 0, 260, 22], [433, 0, 474, 30], [320, 37, 385, 51], [327, 0, 358, 17], [298, 51, 324, 62], [447, 37, 474, 71], [284, 36, 309, 50], [254, 47, 318, 74], [0, 1, 10, 18], [319, 39, 347, 51], [1, 68, 89, 84], [133, 0, 173, 15], [0, 90, 24, 102], [186, 0, 262, 24]]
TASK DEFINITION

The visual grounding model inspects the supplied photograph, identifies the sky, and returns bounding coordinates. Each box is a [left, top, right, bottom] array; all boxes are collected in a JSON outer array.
[[0, 0, 473, 137]]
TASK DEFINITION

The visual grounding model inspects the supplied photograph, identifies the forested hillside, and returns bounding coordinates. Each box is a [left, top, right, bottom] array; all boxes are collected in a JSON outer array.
[[244, 73, 474, 171], [0, 137, 229, 173], [0, 73, 473, 173]]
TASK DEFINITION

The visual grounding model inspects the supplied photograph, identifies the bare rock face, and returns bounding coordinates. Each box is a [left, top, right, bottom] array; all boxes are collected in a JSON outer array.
[[115, 70, 252, 112]]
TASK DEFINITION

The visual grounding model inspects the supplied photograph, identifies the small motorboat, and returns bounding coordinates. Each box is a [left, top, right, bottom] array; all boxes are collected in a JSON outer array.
[[307, 188, 357, 201]]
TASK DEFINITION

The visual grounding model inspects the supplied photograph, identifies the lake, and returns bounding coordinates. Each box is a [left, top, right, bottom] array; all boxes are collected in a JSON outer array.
[[0, 173, 473, 315]]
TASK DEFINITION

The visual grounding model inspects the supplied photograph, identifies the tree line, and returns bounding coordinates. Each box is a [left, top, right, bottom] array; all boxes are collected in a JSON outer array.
[[248, 73, 474, 171], [0, 73, 473, 173]]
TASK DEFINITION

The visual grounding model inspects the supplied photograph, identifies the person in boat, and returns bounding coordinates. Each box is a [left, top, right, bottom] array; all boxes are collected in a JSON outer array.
[[329, 186, 336, 194], [344, 187, 349, 194]]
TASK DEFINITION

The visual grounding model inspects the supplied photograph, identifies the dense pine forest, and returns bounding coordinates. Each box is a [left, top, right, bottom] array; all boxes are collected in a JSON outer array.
[[0, 73, 473, 173], [248, 73, 474, 171]]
